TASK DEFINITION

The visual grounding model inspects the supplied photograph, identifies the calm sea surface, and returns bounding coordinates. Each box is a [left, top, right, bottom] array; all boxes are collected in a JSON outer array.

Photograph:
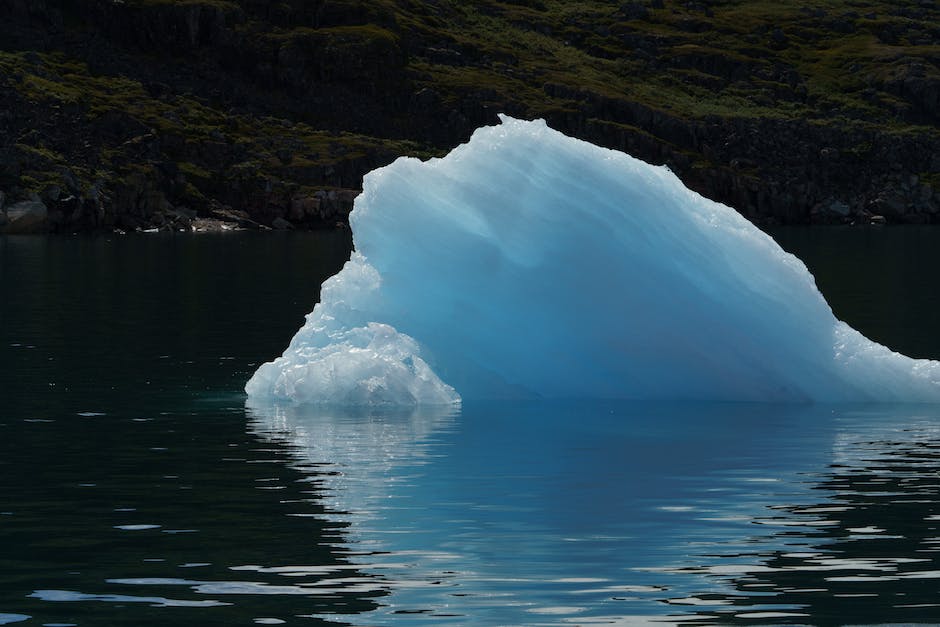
[[2, 227, 940, 626]]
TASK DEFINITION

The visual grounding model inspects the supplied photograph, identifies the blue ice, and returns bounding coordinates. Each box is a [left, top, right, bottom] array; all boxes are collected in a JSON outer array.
[[246, 116, 940, 404]]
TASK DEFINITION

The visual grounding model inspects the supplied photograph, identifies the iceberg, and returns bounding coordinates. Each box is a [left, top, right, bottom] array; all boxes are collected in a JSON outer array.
[[246, 115, 940, 404]]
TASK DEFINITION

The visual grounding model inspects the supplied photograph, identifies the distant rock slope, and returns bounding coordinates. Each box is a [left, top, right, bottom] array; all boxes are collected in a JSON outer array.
[[1, 0, 939, 232]]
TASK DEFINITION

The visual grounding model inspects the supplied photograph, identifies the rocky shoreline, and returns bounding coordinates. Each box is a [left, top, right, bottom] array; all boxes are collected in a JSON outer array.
[[0, 185, 359, 234], [1, 160, 930, 235]]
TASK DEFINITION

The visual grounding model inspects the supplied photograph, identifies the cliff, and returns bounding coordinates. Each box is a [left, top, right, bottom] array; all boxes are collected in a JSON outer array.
[[1, 0, 939, 233]]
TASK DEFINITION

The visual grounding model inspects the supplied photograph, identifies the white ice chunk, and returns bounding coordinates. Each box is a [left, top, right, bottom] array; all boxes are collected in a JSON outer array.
[[246, 115, 940, 404]]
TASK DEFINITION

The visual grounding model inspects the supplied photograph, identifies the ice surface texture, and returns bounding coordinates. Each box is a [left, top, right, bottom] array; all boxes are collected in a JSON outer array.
[[246, 116, 940, 404]]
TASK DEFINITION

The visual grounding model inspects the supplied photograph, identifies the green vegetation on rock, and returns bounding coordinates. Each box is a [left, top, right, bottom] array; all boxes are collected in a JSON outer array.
[[1, 0, 938, 232]]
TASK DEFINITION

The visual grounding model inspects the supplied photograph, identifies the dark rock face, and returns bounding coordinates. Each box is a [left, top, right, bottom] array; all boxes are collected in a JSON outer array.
[[96, 1, 241, 51], [1, 0, 939, 232]]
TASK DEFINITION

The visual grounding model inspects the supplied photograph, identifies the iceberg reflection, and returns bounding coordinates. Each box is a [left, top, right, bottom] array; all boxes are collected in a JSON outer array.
[[696, 406, 940, 624], [245, 399, 930, 624], [246, 399, 460, 537]]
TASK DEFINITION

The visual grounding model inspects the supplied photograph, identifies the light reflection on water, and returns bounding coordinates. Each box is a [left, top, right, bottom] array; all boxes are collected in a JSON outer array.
[[241, 401, 940, 625]]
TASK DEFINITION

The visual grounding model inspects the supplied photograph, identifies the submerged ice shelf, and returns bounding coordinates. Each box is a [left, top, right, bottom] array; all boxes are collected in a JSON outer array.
[[246, 116, 940, 405]]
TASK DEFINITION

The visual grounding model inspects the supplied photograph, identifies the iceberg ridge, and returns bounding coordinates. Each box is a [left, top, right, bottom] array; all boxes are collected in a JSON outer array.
[[246, 115, 940, 404]]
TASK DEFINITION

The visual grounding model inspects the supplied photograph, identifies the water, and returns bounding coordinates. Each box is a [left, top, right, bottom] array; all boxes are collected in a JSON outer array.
[[3, 228, 940, 626], [772, 225, 940, 360]]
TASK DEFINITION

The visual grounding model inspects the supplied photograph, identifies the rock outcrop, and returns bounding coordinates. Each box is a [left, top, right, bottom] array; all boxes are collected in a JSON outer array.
[[1, 0, 938, 232]]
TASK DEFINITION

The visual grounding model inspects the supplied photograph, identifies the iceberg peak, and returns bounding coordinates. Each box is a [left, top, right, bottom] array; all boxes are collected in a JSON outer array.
[[246, 116, 940, 405]]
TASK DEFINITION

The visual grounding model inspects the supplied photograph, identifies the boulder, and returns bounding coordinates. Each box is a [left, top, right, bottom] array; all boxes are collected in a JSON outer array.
[[271, 217, 293, 230], [870, 189, 907, 218], [3, 199, 48, 233], [289, 195, 321, 221], [826, 199, 851, 217]]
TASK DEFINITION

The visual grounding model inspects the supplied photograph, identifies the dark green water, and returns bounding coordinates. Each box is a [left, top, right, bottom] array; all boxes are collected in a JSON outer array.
[[772, 226, 940, 360], [3, 228, 940, 626], [0, 232, 364, 626]]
